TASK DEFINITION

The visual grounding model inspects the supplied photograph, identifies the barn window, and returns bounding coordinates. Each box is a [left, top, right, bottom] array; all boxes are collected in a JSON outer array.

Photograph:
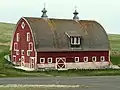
[[100, 56, 105, 62], [16, 50, 19, 55], [14, 43, 18, 51], [74, 57, 79, 63], [30, 57, 34, 63], [65, 31, 81, 47], [21, 22, 25, 29], [13, 55, 16, 62], [92, 56, 96, 62], [21, 50, 24, 55], [16, 33, 19, 42], [84, 57, 88, 62], [27, 50, 31, 56], [71, 37, 74, 44], [47, 58, 52, 63], [21, 56, 25, 66], [70, 36, 81, 45], [27, 32, 30, 42], [40, 58, 45, 63], [28, 42, 33, 51]]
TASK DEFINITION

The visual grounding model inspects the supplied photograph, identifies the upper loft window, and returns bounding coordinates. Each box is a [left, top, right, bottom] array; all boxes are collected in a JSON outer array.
[[71, 36, 80, 45], [21, 22, 25, 29], [65, 31, 81, 46]]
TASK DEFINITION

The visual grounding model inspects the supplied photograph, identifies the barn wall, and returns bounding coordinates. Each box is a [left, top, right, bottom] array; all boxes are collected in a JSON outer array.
[[37, 51, 109, 69], [37, 51, 109, 63], [37, 62, 109, 69], [11, 18, 36, 66]]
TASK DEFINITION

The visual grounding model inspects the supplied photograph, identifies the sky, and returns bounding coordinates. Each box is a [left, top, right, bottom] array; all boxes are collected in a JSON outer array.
[[0, 0, 120, 34]]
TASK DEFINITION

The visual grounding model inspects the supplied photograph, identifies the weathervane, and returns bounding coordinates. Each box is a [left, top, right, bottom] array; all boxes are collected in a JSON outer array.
[[73, 6, 79, 20], [41, 2, 48, 18]]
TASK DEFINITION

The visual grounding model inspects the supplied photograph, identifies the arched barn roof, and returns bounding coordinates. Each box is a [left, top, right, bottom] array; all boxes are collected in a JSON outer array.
[[24, 17, 110, 51]]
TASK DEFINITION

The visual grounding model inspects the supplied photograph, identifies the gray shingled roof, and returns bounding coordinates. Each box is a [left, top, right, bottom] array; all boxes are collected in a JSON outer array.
[[24, 17, 110, 51]]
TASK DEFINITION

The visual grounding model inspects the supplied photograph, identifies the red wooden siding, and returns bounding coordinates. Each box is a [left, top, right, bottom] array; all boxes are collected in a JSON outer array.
[[11, 18, 36, 64], [37, 51, 109, 64]]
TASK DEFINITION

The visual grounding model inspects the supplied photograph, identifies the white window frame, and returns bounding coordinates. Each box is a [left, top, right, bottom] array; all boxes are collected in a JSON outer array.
[[21, 50, 24, 55], [13, 55, 16, 62], [40, 58, 45, 63], [92, 56, 97, 62], [16, 50, 19, 55], [27, 50, 31, 56], [100, 56, 105, 62], [71, 37, 80, 45], [16, 33, 19, 42], [21, 56, 25, 66], [77, 37, 80, 44], [84, 57, 88, 62], [21, 56, 25, 61], [27, 32, 30, 42], [21, 22, 25, 29], [14, 43, 18, 51], [74, 37, 77, 44], [28, 42, 33, 51], [71, 37, 74, 44], [75, 57, 79, 63], [47, 57, 52, 63]]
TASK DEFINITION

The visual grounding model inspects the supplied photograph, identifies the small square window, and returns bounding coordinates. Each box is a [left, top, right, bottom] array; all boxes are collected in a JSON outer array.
[[13, 55, 16, 62], [92, 56, 96, 62], [75, 57, 79, 63], [40, 58, 45, 63], [21, 56, 24, 61], [84, 57, 88, 62], [47, 58, 52, 63], [21, 50, 24, 55], [100, 56, 105, 62]]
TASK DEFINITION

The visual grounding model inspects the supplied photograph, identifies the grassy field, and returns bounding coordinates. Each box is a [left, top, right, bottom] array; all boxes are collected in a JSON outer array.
[[0, 22, 120, 77], [108, 34, 120, 56]]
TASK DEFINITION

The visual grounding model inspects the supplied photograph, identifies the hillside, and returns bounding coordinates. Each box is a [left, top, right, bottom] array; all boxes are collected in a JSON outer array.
[[0, 22, 15, 43]]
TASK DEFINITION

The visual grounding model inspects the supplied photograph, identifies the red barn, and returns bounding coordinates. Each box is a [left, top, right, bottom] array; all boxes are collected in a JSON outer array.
[[10, 8, 110, 71]]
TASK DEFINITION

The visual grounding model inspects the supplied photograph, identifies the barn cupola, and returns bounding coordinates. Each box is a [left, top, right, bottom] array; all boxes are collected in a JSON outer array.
[[73, 7, 79, 20], [41, 3, 48, 18]]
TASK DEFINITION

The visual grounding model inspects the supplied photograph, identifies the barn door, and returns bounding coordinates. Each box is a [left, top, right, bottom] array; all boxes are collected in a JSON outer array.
[[56, 58, 66, 70], [30, 57, 35, 68], [21, 56, 25, 66]]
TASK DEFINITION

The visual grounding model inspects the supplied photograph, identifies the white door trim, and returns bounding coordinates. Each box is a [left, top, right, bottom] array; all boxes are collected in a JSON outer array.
[[56, 57, 66, 70], [30, 57, 35, 69], [21, 56, 25, 67]]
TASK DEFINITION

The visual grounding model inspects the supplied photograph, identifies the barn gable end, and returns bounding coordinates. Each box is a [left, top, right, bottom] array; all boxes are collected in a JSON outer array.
[[11, 18, 37, 70]]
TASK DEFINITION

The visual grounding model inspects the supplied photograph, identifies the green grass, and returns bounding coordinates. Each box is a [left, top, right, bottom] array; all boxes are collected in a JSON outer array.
[[108, 34, 120, 55], [0, 22, 15, 43], [0, 22, 120, 77]]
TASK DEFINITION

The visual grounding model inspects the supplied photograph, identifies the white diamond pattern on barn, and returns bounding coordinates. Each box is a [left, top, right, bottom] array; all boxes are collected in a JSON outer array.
[[21, 22, 25, 29]]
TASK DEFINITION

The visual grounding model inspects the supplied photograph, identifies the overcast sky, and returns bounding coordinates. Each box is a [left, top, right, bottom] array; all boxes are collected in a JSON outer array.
[[0, 0, 120, 34]]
